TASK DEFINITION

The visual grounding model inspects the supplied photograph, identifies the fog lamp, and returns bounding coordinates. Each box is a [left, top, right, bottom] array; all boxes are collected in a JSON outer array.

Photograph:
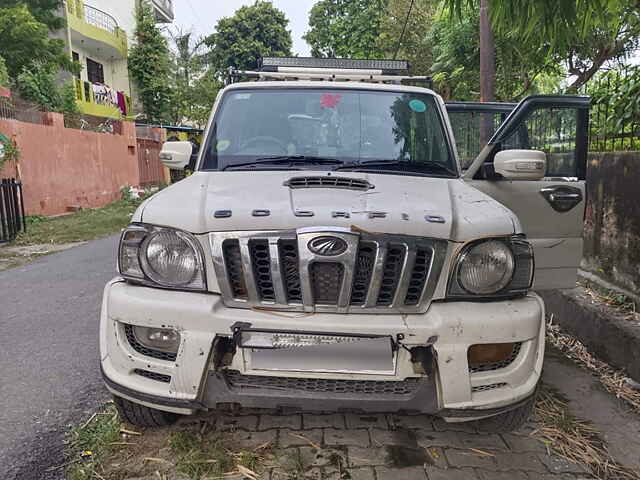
[[133, 326, 181, 353], [468, 343, 516, 366]]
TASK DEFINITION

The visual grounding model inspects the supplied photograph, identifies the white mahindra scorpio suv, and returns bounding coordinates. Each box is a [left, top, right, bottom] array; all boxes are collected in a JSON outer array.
[[100, 57, 589, 432]]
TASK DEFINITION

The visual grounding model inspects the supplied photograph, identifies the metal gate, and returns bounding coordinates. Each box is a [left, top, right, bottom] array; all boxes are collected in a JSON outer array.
[[136, 138, 165, 186], [0, 178, 26, 243]]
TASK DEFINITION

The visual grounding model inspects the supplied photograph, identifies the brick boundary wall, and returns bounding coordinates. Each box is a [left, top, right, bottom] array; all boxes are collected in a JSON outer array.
[[0, 113, 142, 216]]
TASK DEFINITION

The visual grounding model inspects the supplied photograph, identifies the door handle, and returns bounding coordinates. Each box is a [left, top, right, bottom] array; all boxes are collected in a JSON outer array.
[[540, 186, 583, 212]]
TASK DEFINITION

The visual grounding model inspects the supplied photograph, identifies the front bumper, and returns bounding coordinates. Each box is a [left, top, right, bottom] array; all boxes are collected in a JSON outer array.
[[100, 278, 545, 419]]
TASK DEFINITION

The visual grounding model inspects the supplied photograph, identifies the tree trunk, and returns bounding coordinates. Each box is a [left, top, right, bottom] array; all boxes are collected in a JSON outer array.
[[479, 0, 495, 102], [479, 0, 496, 147]]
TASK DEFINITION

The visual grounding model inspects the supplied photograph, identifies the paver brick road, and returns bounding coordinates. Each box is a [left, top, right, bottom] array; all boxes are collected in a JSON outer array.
[[214, 410, 590, 479]]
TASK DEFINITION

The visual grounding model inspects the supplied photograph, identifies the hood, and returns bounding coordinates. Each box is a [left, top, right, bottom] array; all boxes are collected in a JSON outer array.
[[137, 171, 516, 242]]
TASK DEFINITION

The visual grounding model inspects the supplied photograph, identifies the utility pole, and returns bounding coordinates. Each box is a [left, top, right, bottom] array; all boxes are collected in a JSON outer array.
[[479, 0, 495, 102]]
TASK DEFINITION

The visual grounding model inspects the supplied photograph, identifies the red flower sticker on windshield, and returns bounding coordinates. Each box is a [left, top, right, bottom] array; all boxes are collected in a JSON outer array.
[[320, 93, 342, 109]]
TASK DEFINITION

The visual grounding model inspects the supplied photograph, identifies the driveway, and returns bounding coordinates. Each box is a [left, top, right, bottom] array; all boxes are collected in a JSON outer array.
[[0, 235, 119, 480]]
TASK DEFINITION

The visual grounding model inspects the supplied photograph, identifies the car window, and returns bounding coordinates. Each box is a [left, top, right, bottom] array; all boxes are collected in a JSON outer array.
[[201, 88, 454, 175]]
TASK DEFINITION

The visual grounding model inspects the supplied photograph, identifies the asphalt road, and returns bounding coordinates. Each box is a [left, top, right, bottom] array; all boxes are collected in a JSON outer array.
[[0, 235, 119, 480]]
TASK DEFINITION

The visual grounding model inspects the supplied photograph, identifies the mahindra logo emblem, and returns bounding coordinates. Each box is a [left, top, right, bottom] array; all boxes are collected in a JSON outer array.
[[308, 236, 348, 256]]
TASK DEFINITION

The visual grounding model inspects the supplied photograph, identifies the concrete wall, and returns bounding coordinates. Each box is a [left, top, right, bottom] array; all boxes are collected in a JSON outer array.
[[583, 151, 640, 294], [0, 113, 140, 216]]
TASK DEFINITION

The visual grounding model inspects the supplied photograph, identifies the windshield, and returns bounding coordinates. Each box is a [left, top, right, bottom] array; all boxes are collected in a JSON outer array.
[[201, 88, 456, 176]]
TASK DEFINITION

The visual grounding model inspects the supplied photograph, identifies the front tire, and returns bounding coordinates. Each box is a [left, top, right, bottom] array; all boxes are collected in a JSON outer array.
[[113, 395, 179, 428], [474, 389, 537, 433]]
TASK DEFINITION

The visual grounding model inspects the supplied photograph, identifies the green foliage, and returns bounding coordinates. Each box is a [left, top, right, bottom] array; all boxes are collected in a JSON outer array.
[[14, 62, 78, 113], [205, 1, 292, 74], [443, 0, 640, 91], [0, 0, 65, 30], [67, 405, 122, 480], [168, 29, 222, 127], [585, 67, 640, 151], [128, 3, 173, 123], [169, 431, 233, 480], [0, 55, 8, 87], [377, 0, 438, 75], [304, 0, 388, 58], [0, 4, 70, 78], [0, 133, 19, 170], [428, 5, 559, 101]]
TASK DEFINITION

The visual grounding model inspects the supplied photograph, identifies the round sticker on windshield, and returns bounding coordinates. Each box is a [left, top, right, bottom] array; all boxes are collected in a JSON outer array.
[[409, 99, 427, 113], [217, 140, 230, 151]]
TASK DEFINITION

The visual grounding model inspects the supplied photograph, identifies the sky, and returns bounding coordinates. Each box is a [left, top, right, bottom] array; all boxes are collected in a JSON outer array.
[[173, 0, 316, 56]]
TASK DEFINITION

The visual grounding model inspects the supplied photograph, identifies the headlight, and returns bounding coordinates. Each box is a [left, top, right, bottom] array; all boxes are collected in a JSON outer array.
[[448, 237, 533, 298], [119, 224, 206, 291]]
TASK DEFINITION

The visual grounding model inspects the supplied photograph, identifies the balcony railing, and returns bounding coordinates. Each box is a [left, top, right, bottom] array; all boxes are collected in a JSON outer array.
[[84, 4, 118, 34], [74, 78, 132, 118], [66, 1, 127, 56], [151, 0, 174, 20]]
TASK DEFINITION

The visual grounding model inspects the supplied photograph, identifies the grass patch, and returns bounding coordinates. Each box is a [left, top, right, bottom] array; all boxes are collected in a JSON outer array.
[[579, 279, 638, 321], [14, 198, 143, 247], [533, 385, 640, 479], [169, 430, 235, 479], [66, 404, 123, 480]]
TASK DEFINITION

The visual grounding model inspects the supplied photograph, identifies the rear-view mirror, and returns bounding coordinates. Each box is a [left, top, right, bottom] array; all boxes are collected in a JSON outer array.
[[494, 149, 546, 180], [159, 141, 192, 170]]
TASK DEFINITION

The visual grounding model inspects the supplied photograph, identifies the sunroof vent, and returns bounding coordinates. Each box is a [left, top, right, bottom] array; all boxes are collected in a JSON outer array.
[[284, 176, 374, 191]]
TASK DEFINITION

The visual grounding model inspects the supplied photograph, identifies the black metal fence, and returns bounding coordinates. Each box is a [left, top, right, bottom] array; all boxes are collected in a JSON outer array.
[[580, 66, 640, 152], [0, 178, 26, 243]]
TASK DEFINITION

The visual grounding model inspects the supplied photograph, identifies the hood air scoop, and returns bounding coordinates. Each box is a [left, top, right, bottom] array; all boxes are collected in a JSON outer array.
[[283, 176, 374, 191]]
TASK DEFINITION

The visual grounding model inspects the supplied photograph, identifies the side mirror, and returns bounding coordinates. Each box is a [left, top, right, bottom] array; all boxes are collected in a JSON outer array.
[[159, 141, 193, 170], [494, 149, 546, 180]]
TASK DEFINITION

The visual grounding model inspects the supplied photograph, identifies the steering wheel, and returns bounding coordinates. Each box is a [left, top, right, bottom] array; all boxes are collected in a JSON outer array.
[[239, 136, 287, 154]]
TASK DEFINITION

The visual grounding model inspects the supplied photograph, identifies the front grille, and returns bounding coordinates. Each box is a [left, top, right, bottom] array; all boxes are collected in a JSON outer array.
[[224, 370, 420, 396], [310, 262, 344, 304], [212, 231, 447, 313], [284, 176, 374, 191], [472, 382, 507, 393], [134, 369, 171, 383], [124, 324, 177, 362], [469, 343, 522, 373]]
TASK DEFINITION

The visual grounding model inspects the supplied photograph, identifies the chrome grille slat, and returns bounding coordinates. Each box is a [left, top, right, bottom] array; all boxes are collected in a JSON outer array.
[[239, 238, 260, 303], [268, 240, 288, 305], [393, 246, 416, 306], [210, 230, 447, 314]]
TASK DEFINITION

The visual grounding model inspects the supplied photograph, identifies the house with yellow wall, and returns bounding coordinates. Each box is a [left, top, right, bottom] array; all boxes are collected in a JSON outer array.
[[60, 0, 174, 119]]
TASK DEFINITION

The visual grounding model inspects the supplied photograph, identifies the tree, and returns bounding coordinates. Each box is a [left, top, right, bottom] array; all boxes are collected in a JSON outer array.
[[304, 0, 388, 58], [444, 0, 640, 91], [0, 0, 65, 30], [376, 0, 438, 75], [205, 1, 292, 75], [15, 61, 79, 114], [428, 5, 559, 101], [167, 28, 222, 127], [0, 56, 8, 87], [0, 4, 70, 78], [128, 3, 173, 123]]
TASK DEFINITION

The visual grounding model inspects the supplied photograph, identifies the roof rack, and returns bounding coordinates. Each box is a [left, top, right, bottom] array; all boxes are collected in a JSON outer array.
[[227, 57, 432, 87]]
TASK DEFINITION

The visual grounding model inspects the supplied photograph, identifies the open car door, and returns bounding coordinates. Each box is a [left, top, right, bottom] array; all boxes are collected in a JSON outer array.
[[446, 95, 590, 290]]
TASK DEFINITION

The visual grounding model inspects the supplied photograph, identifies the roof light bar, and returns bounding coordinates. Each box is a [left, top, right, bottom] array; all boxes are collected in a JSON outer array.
[[259, 57, 410, 74]]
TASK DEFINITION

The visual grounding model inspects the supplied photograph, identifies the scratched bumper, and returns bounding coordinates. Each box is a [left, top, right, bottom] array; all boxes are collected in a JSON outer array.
[[100, 278, 545, 418]]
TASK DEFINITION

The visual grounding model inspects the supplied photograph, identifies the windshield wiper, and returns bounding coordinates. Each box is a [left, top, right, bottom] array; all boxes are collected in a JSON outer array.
[[223, 155, 345, 171], [337, 159, 458, 177]]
